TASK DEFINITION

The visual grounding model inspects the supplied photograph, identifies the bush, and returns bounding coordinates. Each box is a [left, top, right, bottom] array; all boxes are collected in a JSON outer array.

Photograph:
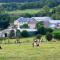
[[37, 26, 47, 35], [21, 30, 29, 37], [53, 29, 60, 40], [54, 33, 60, 40], [36, 34, 41, 39], [46, 33, 53, 41], [20, 24, 29, 28], [47, 28, 53, 33]]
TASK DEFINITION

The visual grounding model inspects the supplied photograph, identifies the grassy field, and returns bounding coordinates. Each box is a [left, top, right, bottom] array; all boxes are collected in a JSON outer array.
[[0, 37, 60, 60], [5, 9, 40, 15]]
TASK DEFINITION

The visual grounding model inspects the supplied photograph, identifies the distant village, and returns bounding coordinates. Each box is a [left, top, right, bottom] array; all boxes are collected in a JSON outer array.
[[0, 17, 60, 38]]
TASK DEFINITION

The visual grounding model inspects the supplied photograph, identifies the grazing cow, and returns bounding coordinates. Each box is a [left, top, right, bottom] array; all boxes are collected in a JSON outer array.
[[0, 46, 2, 49], [36, 39, 40, 47], [15, 39, 21, 44], [32, 39, 40, 47]]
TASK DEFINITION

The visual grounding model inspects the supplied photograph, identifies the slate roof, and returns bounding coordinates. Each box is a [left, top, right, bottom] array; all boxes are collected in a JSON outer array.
[[16, 17, 36, 23], [32, 17, 52, 21]]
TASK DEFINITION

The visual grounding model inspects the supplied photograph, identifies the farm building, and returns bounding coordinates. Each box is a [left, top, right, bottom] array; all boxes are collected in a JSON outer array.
[[0, 17, 60, 38], [14, 17, 52, 29], [0, 28, 37, 38], [49, 20, 60, 28], [14, 17, 37, 29]]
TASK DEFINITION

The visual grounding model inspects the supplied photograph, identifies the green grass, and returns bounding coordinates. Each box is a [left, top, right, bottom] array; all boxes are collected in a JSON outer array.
[[0, 37, 60, 60], [5, 9, 40, 15]]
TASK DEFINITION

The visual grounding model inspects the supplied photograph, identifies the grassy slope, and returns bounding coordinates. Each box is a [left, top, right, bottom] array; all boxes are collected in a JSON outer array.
[[5, 9, 40, 15], [0, 37, 60, 60]]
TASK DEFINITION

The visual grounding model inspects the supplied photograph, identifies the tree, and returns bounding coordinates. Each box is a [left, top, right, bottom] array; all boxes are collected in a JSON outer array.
[[51, 5, 60, 20], [36, 6, 50, 16], [55, 5, 60, 12], [46, 32, 53, 41], [37, 26, 47, 35], [47, 28, 53, 33], [36, 21, 44, 29], [23, 13, 33, 17], [52, 12, 60, 20], [21, 30, 29, 37], [20, 24, 29, 28], [53, 29, 60, 40], [36, 22, 53, 35], [36, 34, 41, 39], [0, 14, 10, 30], [9, 30, 15, 38]]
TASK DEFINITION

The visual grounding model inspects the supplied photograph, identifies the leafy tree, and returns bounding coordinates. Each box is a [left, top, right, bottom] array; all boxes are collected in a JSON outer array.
[[51, 5, 60, 20], [37, 26, 47, 35], [36, 21, 44, 29], [20, 24, 29, 28], [36, 6, 50, 16], [24, 13, 33, 17], [46, 32, 53, 41], [36, 34, 41, 40], [53, 30, 60, 40], [47, 28, 53, 33], [36, 21, 46, 35], [0, 14, 10, 30], [54, 5, 60, 12], [21, 30, 29, 37], [52, 12, 60, 20]]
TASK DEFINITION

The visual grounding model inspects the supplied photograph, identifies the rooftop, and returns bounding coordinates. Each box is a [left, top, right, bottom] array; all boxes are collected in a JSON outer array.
[[32, 17, 52, 21], [16, 17, 52, 23], [16, 17, 36, 22]]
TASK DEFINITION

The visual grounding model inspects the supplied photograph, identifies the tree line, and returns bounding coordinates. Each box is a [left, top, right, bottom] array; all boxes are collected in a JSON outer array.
[[0, 0, 60, 11]]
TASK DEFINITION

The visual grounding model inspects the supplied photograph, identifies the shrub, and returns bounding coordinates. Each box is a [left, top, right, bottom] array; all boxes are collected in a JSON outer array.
[[47, 28, 53, 33], [21, 30, 29, 37], [37, 26, 47, 35], [53, 29, 60, 40], [36, 34, 41, 39], [54, 33, 60, 40], [46, 32, 53, 41], [20, 24, 29, 28]]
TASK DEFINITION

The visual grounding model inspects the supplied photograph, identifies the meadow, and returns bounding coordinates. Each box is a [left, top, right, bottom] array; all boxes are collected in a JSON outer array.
[[0, 37, 60, 60], [5, 9, 40, 15]]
